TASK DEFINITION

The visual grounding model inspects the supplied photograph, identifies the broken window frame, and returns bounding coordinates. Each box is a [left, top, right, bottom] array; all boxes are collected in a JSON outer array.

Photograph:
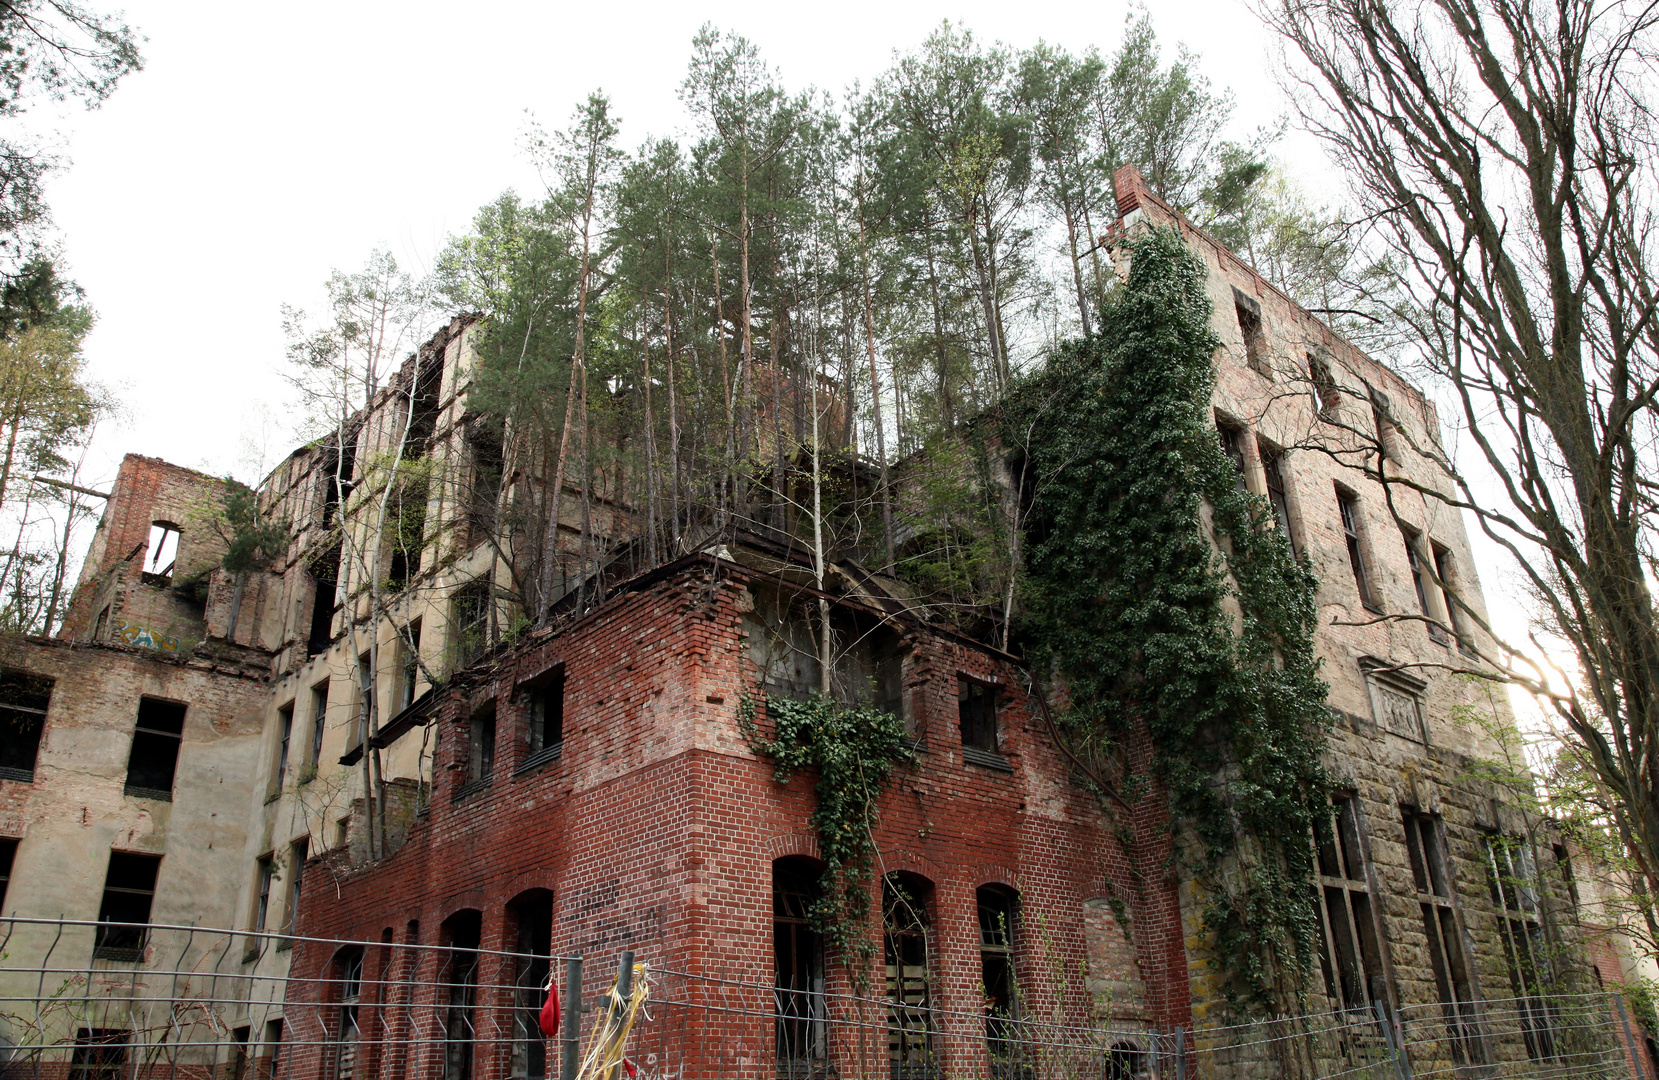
[[1403, 808, 1486, 1065], [254, 853, 275, 933], [94, 851, 162, 962], [958, 676, 1006, 770], [1312, 795, 1386, 1014], [978, 885, 1023, 1079], [465, 419, 505, 545], [1337, 487, 1381, 612], [1432, 543, 1474, 654], [400, 620, 423, 713], [274, 702, 294, 794], [452, 581, 492, 671], [1216, 418, 1250, 492], [282, 838, 309, 941], [123, 697, 187, 801], [520, 667, 565, 772], [884, 873, 935, 1078], [1484, 833, 1560, 1062], [141, 521, 181, 585], [458, 702, 496, 799], [69, 1028, 130, 1080], [333, 948, 364, 1080], [355, 653, 374, 751], [1258, 436, 1297, 550], [1400, 526, 1447, 644], [0, 668, 51, 782], [775, 858, 827, 1075], [508, 893, 552, 1080], [306, 681, 328, 779], [1309, 353, 1341, 417]]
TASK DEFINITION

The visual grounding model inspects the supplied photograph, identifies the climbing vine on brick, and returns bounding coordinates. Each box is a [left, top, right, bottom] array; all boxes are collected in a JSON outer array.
[[1002, 226, 1333, 1012], [739, 692, 914, 972]]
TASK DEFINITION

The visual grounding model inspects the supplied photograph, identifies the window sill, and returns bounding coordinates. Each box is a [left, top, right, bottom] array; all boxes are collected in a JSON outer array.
[[515, 742, 564, 775], [92, 944, 144, 963], [1361, 603, 1386, 617], [962, 746, 1013, 773], [0, 765, 33, 783], [275, 937, 294, 953], [123, 784, 173, 802], [452, 776, 494, 803]]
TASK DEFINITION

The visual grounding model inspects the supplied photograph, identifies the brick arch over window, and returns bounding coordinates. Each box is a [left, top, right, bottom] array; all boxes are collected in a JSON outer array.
[[881, 848, 943, 884], [973, 864, 1021, 892], [764, 832, 822, 862], [436, 891, 489, 929]]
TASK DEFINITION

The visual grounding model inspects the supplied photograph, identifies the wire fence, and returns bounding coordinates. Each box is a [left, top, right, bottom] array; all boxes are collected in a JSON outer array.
[[0, 917, 1646, 1080]]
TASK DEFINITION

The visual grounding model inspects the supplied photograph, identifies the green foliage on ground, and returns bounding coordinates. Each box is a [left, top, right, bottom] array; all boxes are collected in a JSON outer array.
[[1002, 225, 1334, 1012], [739, 692, 914, 973]]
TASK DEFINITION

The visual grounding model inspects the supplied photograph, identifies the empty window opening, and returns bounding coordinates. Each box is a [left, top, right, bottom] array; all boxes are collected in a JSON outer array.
[[264, 1020, 284, 1077], [775, 859, 826, 1075], [884, 873, 934, 1074], [230, 1025, 251, 1080], [387, 481, 428, 588], [402, 363, 441, 463], [95, 851, 161, 961], [70, 1028, 130, 1080], [356, 653, 374, 749], [320, 434, 357, 529], [0, 668, 51, 782], [124, 698, 186, 801], [1233, 288, 1267, 372], [1401, 528, 1445, 643], [979, 885, 1022, 1076], [1370, 390, 1395, 461], [308, 546, 342, 656], [284, 838, 309, 937], [254, 853, 275, 932], [400, 621, 423, 713], [462, 703, 497, 794], [1337, 488, 1379, 611], [442, 911, 483, 1080], [333, 949, 364, 1080], [958, 677, 1002, 766], [1259, 438, 1295, 547], [1433, 544, 1472, 651], [1553, 844, 1579, 910], [1309, 354, 1341, 416], [467, 421, 505, 542], [1217, 420, 1249, 491], [524, 668, 565, 770], [453, 582, 491, 670], [0, 836, 15, 911], [1313, 796, 1384, 1012], [1107, 1043, 1148, 1079], [1404, 809, 1485, 1064], [1486, 834, 1558, 1061], [509, 891, 553, 1080], [308, 682, 329, 776], [275, 702, 294, 793], [141, 522, 181, 583]]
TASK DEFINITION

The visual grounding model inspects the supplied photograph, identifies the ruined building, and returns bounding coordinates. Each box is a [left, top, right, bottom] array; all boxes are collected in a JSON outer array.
[[0, 167, 1648, 1079]]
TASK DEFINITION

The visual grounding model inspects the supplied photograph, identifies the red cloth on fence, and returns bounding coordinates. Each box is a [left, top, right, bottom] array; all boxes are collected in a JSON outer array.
[[538, 983, 562, 1037]]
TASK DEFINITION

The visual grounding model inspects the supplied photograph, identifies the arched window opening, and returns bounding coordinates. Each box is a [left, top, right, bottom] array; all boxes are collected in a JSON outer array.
[[442, 910, 483, 1080], [884, 873, 933, 1078], [774, 858, 825, 1076], [331, 948, 364, 1080], [977, 885, 1021, 1077], [508, 891, 553, 1079], [1106, 1040, 1148, 1079]]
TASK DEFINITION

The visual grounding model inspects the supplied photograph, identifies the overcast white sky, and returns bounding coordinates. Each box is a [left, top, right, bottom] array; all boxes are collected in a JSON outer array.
[[41, 0, 1312, 488]]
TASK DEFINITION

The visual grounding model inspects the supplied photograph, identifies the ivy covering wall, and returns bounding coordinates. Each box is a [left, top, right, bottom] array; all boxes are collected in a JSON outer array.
[[1002, 226, 1334, 1011]]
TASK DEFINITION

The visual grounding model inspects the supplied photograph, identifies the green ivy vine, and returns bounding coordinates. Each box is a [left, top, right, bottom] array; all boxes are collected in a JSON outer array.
[[1002, 226, 1334, 1012], [738, 692, 915, 973]]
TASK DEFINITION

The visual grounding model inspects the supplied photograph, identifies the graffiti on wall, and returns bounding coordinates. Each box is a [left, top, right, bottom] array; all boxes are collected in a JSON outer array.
[[109, 618, 182, 653]]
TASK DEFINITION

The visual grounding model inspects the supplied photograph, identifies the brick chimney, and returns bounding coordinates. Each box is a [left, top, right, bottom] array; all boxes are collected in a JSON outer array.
[[1114, 163, 1151, 217]]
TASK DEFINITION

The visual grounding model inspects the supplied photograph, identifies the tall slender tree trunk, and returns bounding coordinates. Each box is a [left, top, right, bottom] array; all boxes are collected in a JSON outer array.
[[664, 241, 682, 550], [923, 233, 954, 430], [857, 184, 896, 569]]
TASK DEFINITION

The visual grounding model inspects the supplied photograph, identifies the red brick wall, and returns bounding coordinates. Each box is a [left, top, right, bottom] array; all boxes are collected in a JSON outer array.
[[285, 559, 1191, 1080]]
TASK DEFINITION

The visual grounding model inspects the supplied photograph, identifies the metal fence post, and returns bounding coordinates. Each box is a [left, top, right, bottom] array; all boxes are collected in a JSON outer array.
[[561, 956, 582, 1080], [1175, 1025, 1186, 1080], [1374, 997, 1410, 1080], [1616, 991, 1650, 1080]]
